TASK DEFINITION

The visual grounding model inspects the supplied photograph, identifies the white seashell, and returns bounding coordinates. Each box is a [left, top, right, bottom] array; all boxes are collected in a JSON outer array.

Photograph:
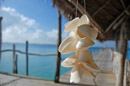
[[76, 37, 94, 51], [80, 64, 95, 78], [61, 55, 79, 67], [69, 31, 80, 40], [58, 36, 78, 54], [65, 17, 79, 32], [69, 32, 76, 37], [79, 14, 90, 25], [70, 65, 81, 83], [78, 49, 92, 62], [77, 24, 98, 40], [70, 64, 95, 83], [82, 56, 99, 71]]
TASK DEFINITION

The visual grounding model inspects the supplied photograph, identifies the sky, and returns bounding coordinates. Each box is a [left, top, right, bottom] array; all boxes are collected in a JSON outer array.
[[0, 0, 126, 48], [0, 0, 70, 44]]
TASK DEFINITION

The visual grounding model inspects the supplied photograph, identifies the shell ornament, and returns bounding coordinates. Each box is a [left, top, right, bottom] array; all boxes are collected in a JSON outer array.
[[58, 15, 99, 83]]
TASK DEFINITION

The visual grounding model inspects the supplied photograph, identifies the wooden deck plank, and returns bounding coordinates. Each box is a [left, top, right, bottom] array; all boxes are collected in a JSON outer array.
[[0, 73, 20, 86], [4, 78, 61, 86], [0, 73, 92, 86], [60, 49, 116, 86], [60, 71, 116, 86]]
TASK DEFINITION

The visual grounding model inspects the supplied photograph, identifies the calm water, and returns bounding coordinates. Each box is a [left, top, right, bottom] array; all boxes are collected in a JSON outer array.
[[0, 43, 130, 80]]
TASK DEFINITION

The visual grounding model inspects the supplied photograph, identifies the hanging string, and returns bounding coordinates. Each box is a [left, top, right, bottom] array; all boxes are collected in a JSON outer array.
[[75, 0, 78, 17], [84, 0, 86, 14]]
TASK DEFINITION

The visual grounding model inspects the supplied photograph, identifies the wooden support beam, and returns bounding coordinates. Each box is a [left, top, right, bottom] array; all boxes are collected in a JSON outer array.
[[120, 0, 126, 9], [0, 17, 2, 61], [92, 0, 111, 17], [118, 22, 128, 86], [105, 5, 130, 33], [105, 11, 125, 33], [55, 10, 62, 83], [120, 0, 130, 16], [113, 15, 126, 30], [69, 0, 104, 34], [26, 41, 29, 76], [120, 39, 127, 86]]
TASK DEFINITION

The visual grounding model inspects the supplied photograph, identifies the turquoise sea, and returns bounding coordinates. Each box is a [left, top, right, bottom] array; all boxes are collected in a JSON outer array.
[[0, 43, 130, 80]]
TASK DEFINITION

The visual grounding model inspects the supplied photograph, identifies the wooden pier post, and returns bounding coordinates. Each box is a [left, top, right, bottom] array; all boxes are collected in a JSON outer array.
[[55, 10, 62, 83], [13, 44, 16, 73], [118, 22, 128, 86], [16, 54, 18, 74], [14, 54, 18, 74], [119, 39, 127, 86], [0, 17, 3, 61], [26, 41, 29, 76]]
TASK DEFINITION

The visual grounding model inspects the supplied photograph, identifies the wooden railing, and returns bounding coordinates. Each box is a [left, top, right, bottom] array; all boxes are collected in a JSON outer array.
[[0, 49, 57, 56], [0, 41, 57, 76]]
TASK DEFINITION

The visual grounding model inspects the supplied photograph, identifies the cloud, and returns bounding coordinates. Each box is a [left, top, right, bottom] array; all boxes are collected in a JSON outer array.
[[0, 6, 68, 44]]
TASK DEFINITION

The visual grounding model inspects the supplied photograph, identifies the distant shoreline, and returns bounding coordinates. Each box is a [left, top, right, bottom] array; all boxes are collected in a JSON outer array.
[[1, 42, 110, 48], [2, 42, 130, 49]]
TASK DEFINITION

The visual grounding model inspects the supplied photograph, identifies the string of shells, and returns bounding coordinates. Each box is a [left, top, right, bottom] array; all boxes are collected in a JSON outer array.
[[59, 15, 99, 83]]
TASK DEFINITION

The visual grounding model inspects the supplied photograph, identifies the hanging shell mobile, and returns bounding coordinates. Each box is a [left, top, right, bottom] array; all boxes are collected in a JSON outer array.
[[58, 15, 98, 83]]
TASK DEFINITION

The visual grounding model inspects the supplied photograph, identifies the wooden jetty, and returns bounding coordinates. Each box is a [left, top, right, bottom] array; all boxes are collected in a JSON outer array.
[[60, 49, 130, 86]]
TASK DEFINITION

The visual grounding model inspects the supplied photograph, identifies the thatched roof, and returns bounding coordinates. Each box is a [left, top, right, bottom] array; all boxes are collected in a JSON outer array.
[[53, 0, 130, 41]]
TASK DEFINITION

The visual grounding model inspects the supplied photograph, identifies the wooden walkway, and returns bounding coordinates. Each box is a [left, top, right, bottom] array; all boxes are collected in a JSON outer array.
[[60, 72, 116, 86], [60, 49, 130, 86], [60, 49, 116, 86], [0, 73, 93, 86]]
